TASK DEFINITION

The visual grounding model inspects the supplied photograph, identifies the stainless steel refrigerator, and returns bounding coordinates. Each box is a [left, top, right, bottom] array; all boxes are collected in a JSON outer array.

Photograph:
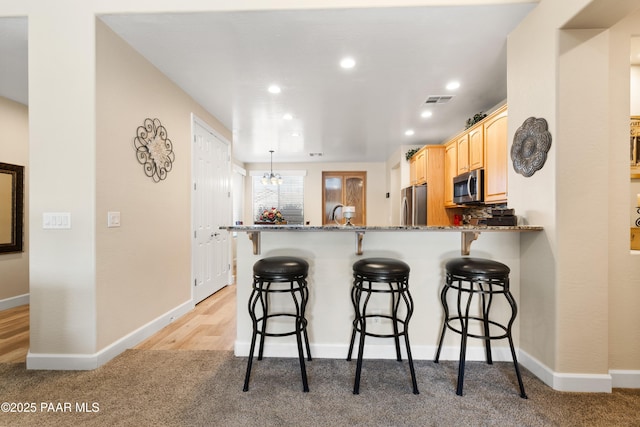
[[401, 184, 427, 226]]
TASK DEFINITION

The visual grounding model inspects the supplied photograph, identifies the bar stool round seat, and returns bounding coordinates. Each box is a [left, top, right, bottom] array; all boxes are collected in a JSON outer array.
[[347, 257, 419, 395], [243, 256, 311, 392], [434, 257, 527, 398]]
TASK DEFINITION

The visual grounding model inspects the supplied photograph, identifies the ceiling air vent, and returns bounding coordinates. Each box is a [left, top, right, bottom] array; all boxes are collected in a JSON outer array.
[[424, 95, 454, 104]]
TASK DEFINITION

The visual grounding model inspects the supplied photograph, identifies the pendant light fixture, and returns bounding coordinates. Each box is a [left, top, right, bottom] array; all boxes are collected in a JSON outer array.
[[261, 150, 283, 185]]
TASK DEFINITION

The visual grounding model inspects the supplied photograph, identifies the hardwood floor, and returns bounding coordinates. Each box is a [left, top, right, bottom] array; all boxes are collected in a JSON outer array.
[[0, 304, 29, 363], [0, 284, 237, 363], [135, 284, 236, 351]]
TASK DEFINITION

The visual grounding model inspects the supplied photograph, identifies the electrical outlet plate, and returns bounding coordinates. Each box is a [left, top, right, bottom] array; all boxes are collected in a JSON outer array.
[[107, 211, 121, 228]]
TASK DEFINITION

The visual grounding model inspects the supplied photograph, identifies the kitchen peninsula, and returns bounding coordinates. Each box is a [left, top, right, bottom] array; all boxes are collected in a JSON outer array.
[[226, 224, 542, 363]]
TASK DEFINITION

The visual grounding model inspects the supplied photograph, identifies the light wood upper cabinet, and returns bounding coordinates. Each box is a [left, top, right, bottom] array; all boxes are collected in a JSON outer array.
[[468, 125, 484, 171], [484, 105, 508, 203], [416, 148, 427, 184], [456, 124, 484, 175], [409, 147, 427, 185], [444, 140, 457, 207], [456, 134, 469, 175], [409, 155, 417, 185], [409, 147, 428, 185]]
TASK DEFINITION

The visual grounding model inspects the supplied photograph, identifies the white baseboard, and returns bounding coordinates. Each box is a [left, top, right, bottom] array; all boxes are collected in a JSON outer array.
[[26, 300, 194, 370], [236, 342, 638, 392], [519, 350, 613, 393], [0, 293, 29, 310], [610, 370, 640, 388]]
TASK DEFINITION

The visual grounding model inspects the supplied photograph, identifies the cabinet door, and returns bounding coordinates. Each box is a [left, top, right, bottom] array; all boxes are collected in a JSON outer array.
[[484, 108, 508, 203], [456, 134, 469, 175], [416, 149, 427, 184], [444, 141, 456, 207], [322, 171, 367, 225], [409, 156, 417, 185], [468, 126, 484, 171]]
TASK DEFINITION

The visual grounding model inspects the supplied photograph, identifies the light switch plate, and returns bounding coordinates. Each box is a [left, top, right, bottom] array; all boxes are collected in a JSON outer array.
[[107, 211, 121, 228], [43, 212, 71, 229]]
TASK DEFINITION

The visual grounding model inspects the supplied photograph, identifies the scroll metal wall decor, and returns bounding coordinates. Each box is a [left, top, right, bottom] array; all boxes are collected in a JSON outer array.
[[511, 117, 552, 177], [134, 118, 175, 182]]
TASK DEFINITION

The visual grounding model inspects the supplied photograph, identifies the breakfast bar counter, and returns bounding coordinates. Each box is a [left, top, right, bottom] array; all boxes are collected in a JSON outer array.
[[225, 224, 542, 256], [224, 224, 542, 362]]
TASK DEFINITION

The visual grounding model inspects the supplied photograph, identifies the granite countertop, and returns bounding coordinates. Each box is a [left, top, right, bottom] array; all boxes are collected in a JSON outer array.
[[223, 224, 543, 232]]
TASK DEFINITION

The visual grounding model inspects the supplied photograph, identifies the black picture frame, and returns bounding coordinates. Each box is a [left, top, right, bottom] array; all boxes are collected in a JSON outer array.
[[0, 162, 24, 254]]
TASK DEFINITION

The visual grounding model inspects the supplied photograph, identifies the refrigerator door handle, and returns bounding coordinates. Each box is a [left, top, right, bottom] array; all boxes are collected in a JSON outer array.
[[411, 188, 417, 226], [401, 196, 408, 225]]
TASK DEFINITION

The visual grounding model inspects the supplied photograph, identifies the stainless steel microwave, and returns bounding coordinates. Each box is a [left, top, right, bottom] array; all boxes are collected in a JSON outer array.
[[453, 169, 484, 204]]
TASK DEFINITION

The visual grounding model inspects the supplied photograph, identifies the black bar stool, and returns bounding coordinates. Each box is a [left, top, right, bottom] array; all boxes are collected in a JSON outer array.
[[434, 257, 527, 398], [347, 257, 419, 395], [243, 256, 311, 392]]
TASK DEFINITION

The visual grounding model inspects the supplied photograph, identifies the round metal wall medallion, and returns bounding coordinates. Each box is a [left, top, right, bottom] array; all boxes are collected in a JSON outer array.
[[134, 118, 175, 182], [511, 117, 552, 177]]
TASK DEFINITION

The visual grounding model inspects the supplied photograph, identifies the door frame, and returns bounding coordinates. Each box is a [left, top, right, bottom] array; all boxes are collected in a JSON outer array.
[[190, 113, 232, 304]]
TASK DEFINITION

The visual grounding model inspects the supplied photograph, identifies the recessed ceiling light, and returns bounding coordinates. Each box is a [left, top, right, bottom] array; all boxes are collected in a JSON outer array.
[[268, 85, 281, 94], [405, 129, 415, 136], [292, 132, 300, 137], [421, 110, 433, 118], [283, 113, 293, 120], [446, 81, 460, 91], [340, 57, 356, 69]]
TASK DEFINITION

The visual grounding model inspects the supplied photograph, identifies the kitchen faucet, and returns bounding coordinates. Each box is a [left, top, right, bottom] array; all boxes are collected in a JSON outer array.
[[330, 204, 344, 224]]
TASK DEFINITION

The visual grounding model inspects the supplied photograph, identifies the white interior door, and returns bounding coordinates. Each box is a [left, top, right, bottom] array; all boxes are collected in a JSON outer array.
[[192, 117, 231, 304]]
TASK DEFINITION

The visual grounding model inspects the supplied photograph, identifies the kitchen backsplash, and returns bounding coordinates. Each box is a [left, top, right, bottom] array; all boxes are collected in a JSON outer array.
[[463, 204, 508, 224]]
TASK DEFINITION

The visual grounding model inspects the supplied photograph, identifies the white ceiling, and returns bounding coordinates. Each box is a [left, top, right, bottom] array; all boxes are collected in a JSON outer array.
[[2, 5, 543, 164], [0, 17, 27, 107], [101, 5, 538, 164]]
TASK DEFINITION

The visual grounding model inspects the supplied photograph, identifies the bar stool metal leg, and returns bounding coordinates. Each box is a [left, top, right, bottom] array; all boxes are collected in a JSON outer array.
[[347, 258, 419, 395], [434, 258, 527, 399], [243, 256, 310, 393], [243, 284, 261, 392], [504, 286, 527, 398]]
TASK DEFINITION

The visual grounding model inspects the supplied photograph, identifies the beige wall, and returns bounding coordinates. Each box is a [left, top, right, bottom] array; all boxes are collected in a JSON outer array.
[[95, 21, 231, 350], [630, 66, 640, 226], [608, 8, 640, 372], [510, 0, 640, 382], [0, 96, 28, 302]]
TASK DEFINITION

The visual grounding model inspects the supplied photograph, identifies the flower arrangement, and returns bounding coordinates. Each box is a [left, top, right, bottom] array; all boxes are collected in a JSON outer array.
[[258, 207, 286, 223]]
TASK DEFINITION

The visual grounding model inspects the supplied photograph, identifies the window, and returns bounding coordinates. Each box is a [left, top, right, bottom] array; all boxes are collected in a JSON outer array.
[[252, 174, 304, 224]]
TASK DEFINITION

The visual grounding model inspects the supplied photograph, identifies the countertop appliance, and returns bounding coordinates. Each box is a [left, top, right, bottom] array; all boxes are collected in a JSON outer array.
[[401, 184, 427, 226], [453, 169, 484, 205]]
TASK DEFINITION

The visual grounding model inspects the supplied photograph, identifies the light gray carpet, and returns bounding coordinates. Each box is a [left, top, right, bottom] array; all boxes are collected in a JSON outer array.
[[0, 350, 639, 426]]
